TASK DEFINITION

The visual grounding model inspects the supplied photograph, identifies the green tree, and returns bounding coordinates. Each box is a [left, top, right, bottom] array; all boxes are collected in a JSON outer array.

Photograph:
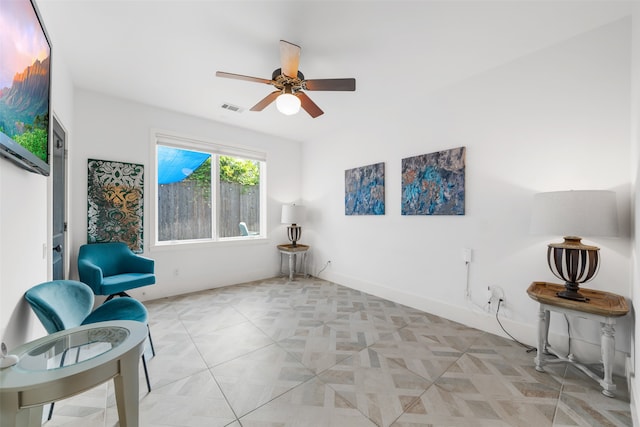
[[188, 157, 212, 186], [219, 156, 259, 185], [187, 156, 259, 186]]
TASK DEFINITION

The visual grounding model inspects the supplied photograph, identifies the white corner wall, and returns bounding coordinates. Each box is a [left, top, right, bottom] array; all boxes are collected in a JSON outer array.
[[0, 43, 75, 348], [70, 90, 303, 301], [629, 1, 640, 423], [302, 18, 633, 372]]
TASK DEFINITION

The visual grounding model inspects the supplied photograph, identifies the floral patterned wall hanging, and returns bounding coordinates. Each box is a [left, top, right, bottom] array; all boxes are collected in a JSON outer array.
[[345, 162, 385, 215], [401, 147, 466, 215], [87, 159, 144, 252]]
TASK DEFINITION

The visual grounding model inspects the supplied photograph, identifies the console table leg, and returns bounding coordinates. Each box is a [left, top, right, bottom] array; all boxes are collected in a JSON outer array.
[[288, 254, 294, 281], [535, 305, 547, 372], [279, 253, 284, 276], [600, 321, 616, 397]]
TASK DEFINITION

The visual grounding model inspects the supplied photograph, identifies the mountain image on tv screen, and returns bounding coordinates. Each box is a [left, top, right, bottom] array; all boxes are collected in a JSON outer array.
[[0, 0, 51, 163]]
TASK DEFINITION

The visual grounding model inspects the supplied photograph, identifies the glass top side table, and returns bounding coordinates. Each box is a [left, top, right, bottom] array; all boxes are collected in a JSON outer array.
[[1, 320, 147, 427], [16, 325, 129, 372]]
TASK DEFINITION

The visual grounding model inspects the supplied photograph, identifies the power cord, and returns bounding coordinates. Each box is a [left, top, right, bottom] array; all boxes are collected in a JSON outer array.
[[495, 299, 536, 353], [317, 260, 331, 276]]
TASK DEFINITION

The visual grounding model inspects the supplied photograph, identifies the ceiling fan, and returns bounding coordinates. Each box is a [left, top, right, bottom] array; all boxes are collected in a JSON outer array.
[[216, 40, 356, 118]]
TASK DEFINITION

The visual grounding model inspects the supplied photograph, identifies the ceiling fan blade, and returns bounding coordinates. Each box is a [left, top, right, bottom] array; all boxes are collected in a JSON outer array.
[[296, 92, 324, 118], [250, 90, 281, 111], [280, 40, 301, 78], [216, 71, 273, 85], [304, 78, 356, 91]]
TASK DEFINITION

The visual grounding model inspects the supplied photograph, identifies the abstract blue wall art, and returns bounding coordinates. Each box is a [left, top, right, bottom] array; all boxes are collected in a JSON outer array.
[[401, 147, 466, 215], [345, 162, 385, 215]]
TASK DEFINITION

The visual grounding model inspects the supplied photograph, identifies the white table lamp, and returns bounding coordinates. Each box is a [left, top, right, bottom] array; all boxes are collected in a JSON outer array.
[[530, 190, 619, 301]]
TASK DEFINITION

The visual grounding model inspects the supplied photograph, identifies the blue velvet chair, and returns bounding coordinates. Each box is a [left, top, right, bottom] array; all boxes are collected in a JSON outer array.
[[78, 242, 155, 300], [24, 280, 154, 403]]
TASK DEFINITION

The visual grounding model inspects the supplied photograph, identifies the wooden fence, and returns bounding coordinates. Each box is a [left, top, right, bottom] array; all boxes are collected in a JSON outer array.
[[158, 181, 259, 240]]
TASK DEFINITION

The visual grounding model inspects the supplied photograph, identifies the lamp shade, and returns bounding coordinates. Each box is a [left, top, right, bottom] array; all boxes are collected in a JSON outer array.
[[530, 190, 619, 238], [281, 204, 305, 224]]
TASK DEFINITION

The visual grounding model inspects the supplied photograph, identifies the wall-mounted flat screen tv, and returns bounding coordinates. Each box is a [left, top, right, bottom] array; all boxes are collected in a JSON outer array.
[[0, 0, 52, 176]]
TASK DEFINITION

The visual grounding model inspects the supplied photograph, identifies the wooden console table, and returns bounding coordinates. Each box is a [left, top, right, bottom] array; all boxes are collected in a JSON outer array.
[[277, 244, 309, 281], [527, 282, 629, 397]]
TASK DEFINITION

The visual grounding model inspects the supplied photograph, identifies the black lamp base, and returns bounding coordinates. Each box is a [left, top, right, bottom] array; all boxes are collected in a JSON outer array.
[[547, 238, 598, 303], [556, 283, 589, 302]]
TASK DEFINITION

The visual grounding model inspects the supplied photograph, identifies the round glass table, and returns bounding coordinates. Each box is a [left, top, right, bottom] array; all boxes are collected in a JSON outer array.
[[0, 320, 147, 427]]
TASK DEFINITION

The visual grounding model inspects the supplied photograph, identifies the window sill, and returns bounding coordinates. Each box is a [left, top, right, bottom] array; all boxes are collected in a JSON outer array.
[[149, 235, 270, 253]]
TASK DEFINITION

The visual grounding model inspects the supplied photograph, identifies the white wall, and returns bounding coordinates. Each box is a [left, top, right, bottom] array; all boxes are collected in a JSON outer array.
[[302, 18, 633, 372], [0, 42, 75, 349], [630, 2, 640, 423], [70, 90, 302, 301]]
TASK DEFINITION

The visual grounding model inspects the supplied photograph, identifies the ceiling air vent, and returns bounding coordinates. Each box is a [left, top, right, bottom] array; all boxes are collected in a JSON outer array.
[[220, 103, 243, 113]]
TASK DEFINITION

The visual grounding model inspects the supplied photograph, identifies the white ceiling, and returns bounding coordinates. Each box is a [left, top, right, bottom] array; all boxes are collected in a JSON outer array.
[[36, 0, 633, 143]]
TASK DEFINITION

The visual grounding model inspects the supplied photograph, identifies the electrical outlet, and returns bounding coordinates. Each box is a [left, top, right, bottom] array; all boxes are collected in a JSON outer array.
[[487, 285, 506, 310], [492, 286, 506, 307]]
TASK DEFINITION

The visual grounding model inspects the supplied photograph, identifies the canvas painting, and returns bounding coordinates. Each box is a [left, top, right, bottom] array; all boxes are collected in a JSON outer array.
[[401, 147, 466, 215], [88, 159, 144, 252], [345, 162, 385, 215]]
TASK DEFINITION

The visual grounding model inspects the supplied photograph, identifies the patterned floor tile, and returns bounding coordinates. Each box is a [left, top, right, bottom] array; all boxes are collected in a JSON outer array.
[[379, 323, 484, 353], [43, 383, 107, 427], [179, 305, 249, 335], [145, 298, 181, 321], [555, 365, 632, 427], [211, 343, 315, 417], [318, 348, 433, 427], [289, 296, 344, 322], [190, 321, 275, 367], [39, 277, 631, 427], [251, 309, 325, 341], [231, 300, 295, 320], [44, 409, 106, 427], [278, 324, 369, 374], [325, 310, 401, 347], [370, 338, 463, 382], [104, 370, 236, 427], [239, 378, 377, 427], [141, 319, 210, 389], [393, 379, 557, 427]]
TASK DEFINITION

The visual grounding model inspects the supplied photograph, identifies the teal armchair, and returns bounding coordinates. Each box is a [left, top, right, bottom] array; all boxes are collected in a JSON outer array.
[[78, 242, 155, 300], [239, 222, 259, 236]]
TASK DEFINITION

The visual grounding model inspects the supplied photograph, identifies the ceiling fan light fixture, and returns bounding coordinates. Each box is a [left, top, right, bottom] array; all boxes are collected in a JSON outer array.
[[276, 89, 301, 116], [217, 40, 355, 118]]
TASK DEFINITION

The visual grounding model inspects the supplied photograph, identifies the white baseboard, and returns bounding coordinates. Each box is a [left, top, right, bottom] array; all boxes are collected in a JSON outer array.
[[324, 270, 630, 376]]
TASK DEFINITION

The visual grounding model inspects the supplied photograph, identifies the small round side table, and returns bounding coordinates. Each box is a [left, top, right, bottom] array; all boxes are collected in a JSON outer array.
[[277, 244, 310, 281]]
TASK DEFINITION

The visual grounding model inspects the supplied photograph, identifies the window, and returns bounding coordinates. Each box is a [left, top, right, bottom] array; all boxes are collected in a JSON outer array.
[[153, 132, 265, 245]]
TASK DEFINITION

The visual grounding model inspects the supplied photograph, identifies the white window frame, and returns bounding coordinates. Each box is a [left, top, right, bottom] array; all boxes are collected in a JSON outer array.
[[150, 129, 267, 250]]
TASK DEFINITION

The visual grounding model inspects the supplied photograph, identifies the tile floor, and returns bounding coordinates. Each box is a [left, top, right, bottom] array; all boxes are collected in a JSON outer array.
[[45, 276, 632, 426]]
